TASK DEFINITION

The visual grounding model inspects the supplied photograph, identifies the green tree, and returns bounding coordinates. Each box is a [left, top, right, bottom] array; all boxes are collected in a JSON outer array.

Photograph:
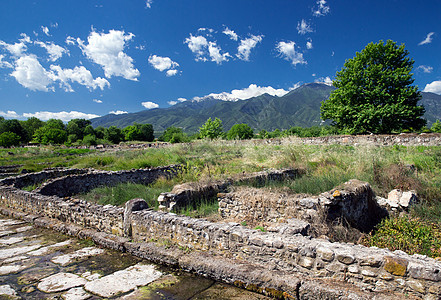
[[40, 128, 68, 145], [123, 125, 142, 141], [104, 126, 123, 144], [227, 124, 254, 140], [137, 123, 154, 142], [0, 119, 26, 142], [0, 132, 20, 147], [159, 126, 184, 142], [321, 40, 426, 134], [199, 117, 223, 139], [21, 117, 44, 142], [431, 120, 441, 133]]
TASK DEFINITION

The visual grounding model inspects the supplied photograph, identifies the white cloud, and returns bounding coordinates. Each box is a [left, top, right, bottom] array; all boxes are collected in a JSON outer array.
[[11, 55, 53, 92], [65, 36, 76, 45], [168, 97, 187, 106], [416, 65, 433, 73], [194, 84, 290, 102], [198, 28, 214, 33], [297, 19, 313, 35], [0, 34, 31, 57], [223, 27, 238, 41], [0, 111, 20, 118], [423, 81, 441, 94], [77, 30, 140, 80], [314, 76, 333, 86], [166, 69, 179, 77], [184, 34, 209, 61], [276, 41, 307, 66], [237, 35, 263, 61], [109, 110, 128, 115], [145, 0, 153, 8], [0, 55, 13, 68], [306, 38, 313, 49], [148, 55, 179, 71], [419, 32, 435, 46], [313, 0, 330, 17], [41, 26, 50, 36], [141, 101, 159, 109], [289, 82, 303, 90], [35, 41, 69, 61], [93, 99, 103, 103], [50, 65, 110, 91], [23, 111, 100, 122], [208, 42, 230, 64]]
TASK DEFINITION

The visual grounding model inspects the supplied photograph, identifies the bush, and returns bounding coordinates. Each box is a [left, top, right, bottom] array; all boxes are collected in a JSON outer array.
[[0, 132, 20, 147], [227, 124, 254, 140]]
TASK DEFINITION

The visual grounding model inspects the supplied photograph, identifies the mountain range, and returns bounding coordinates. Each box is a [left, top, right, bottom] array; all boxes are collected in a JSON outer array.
[[91, 83, 441, 133]]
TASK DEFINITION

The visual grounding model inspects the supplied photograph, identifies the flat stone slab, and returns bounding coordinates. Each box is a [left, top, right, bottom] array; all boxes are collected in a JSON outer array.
[[0, 263, 29, 275], [0, 219, 26, 227], [38, 272, 88, 293], [0, 284, 19, 298], [3, 255, 28, 264], [28, 239, 72, 256], [15, 225, 33, 233], [61, 287, 91, 300], [0, 244, 41, 260], [84, 263, 162, 297], [0, 236, 25, 246], [0, 230, 15, 237], [51, 247, 105, 266]]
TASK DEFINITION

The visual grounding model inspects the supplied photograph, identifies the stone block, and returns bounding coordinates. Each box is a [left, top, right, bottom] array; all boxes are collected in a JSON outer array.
[[316, 246, 334, 262], [384, 256, 408, 276]]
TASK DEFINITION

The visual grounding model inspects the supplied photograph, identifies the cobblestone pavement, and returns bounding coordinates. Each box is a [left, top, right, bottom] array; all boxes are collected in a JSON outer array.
[[0, 216, 269, 299]]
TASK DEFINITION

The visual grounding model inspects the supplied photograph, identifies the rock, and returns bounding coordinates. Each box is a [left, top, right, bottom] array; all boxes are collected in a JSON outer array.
[[0, 284, 19, 299], [388, 189, 418, 210], [124, 198, 149, 237], [84, 263, 162, 298], [0, 236, 24, 246], [0, 264, 28, 275], [316, 246, 335, 262], [0, 244, 41, 260], [384, 256, 408, 276], [51, 247, 105, 266], [62, 287, 91, 300], [37, 273, 87, 293], [28, 239, 71, 256]]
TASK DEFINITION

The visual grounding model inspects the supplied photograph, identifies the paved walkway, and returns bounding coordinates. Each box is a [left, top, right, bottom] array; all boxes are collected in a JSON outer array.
[[0, 216, 269, 299]]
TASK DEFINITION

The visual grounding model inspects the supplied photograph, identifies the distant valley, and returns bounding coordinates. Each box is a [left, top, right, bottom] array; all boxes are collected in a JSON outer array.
[[91, 83, 441, 133]]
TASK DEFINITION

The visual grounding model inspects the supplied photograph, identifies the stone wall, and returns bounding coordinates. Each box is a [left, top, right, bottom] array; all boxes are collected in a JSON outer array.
[[0, 180, 440, 298], [34, 165, 181, 197]]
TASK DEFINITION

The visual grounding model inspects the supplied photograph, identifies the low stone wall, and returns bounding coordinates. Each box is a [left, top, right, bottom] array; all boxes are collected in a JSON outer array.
[[219, 180, 388, 233], [34, 165, 181, 197], [0, 182, 440, 298], [0, 168, 89, 189]]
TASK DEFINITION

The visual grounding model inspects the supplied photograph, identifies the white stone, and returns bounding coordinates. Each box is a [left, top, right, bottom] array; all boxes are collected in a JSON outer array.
[[38, 273, 88, 293], [15, 226, 33, 233], [62, 287, 91, 300], [84, 263, 162, 298], [0, 264, 28, 275], [0, 244, 41, 260], [28, 240, 72, 256], [0, 220, 25, 228], [0, 236, 24, 246], [0, 231, 14, 237], [81, 271, 101, 281], [3, 255, 28, 264], [399, 191, 418, 208], [51, 247, 105, 266], [0, 284, 18, 298]]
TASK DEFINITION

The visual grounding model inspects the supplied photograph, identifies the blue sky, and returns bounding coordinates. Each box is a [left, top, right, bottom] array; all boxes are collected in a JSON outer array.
[[0, 0, 440, 122]]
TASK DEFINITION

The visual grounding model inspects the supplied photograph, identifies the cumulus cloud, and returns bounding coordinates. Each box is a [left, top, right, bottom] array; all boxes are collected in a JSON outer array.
[[416, 65, 433, 73], [314, 76, 333, 86], [313, 0, 330, 17], [148, 55, 179, 72], [166, 69, 178, 77], [141, 101, 159, 109], [419, 32, 435, 46], [237, 35, 263, 61], [93, 99, 103, 103], [289, 82, 303, 90], [0, 111, 20, 119], [223, 27, 238, 41], [0, 34, 31, 57], [41, 26, 50, 36], [423, 81, 441, 94], [35, 41, 69, 61], [77, 30, 140, 80], [297, 19, 313, 35], [184, 34, 209, 61], [0, 55, 13, 68], [194, 84, 290, 102], [109, 110, 128, 115], [65, 36, 76, 45], [306, 38, 313, 49], [145, 0, 153, 8], [11, 55, 53, 91], [276, 41, 307, 66], [50, 65, 110, 91], [208, 42, 230, 64], [168, 97, 187, 106], [23, 111, 100, 122]]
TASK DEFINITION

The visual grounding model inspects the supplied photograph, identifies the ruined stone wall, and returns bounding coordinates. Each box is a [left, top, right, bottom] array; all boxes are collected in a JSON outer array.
[[0, 183, 440, 298], [34, 165, 181, 197]]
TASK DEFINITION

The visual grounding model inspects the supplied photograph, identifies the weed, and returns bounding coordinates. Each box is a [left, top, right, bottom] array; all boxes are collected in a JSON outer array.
[[254, 226, 266, 232]]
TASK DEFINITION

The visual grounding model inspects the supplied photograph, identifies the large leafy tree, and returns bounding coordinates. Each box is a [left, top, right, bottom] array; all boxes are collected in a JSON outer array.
[[199, 117, 223, 139], [321, 40, 426, 134], [227, 124, 254, 140]]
